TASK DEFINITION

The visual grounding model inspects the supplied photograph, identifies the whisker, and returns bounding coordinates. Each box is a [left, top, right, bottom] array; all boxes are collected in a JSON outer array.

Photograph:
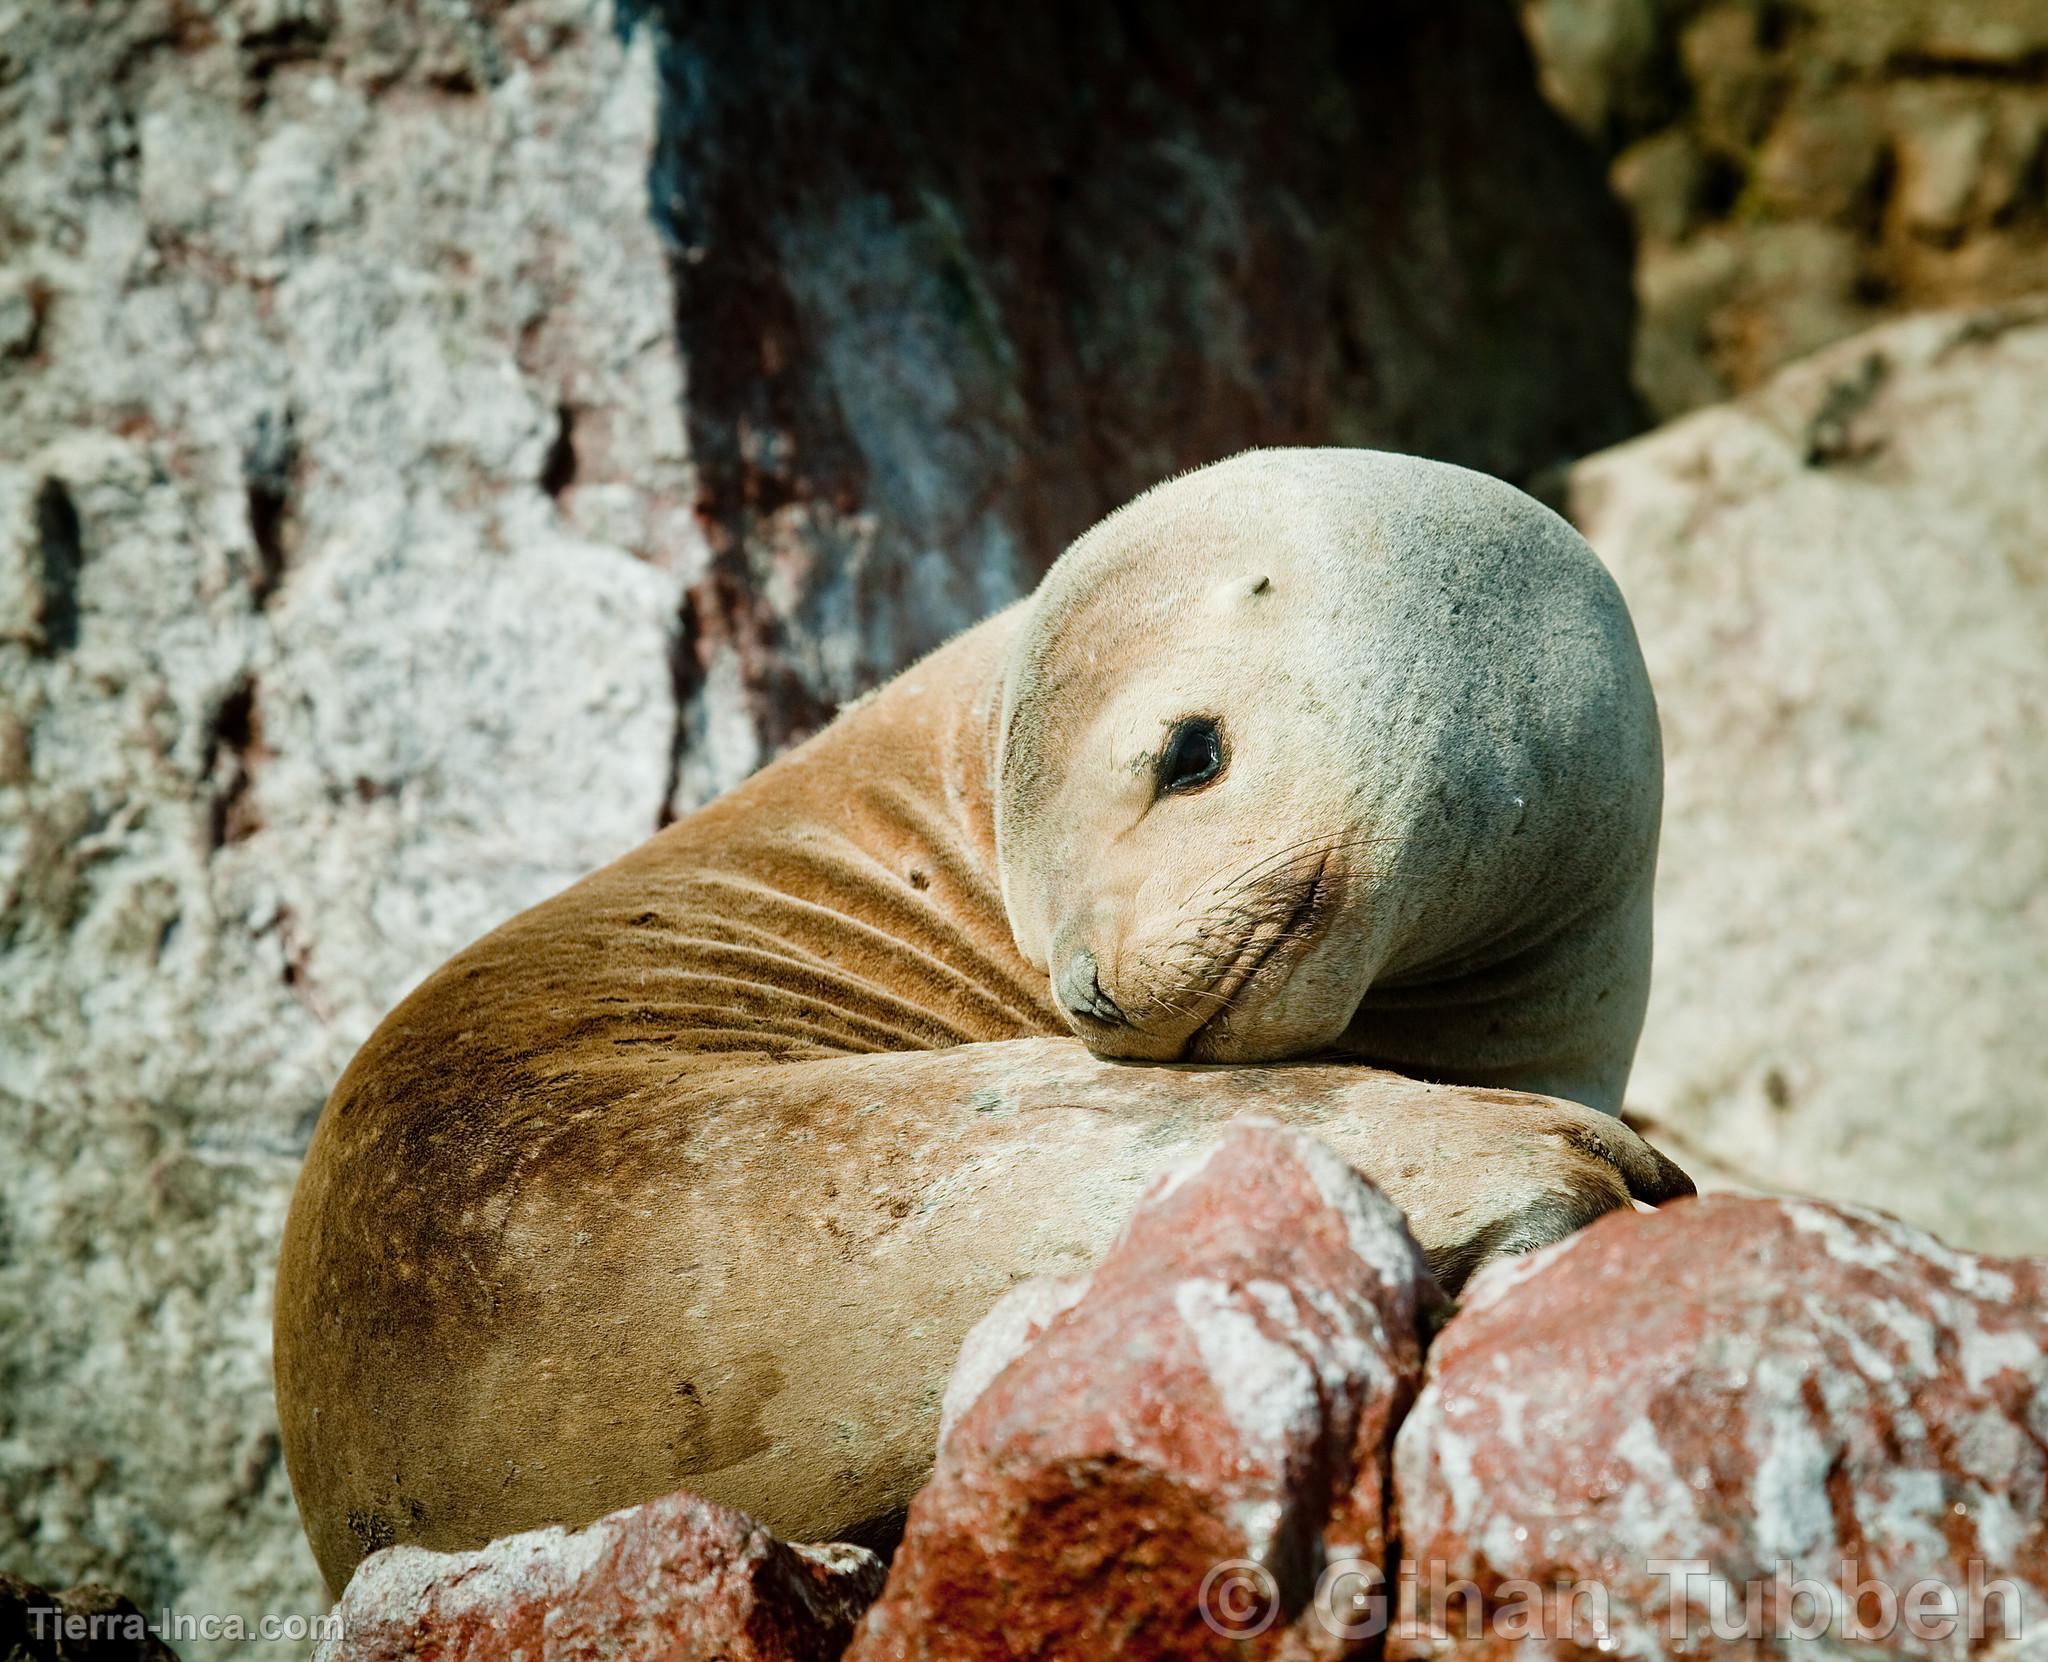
[[1122, 839, 1390, 1041], [1216, 832, 1391, 903], [1214, 832, 1334, 898], [1173, 830, 1324, 910]]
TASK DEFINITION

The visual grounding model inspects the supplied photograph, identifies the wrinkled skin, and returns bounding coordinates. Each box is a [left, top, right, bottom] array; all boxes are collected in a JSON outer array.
[[275, 449, 1688, 1592]]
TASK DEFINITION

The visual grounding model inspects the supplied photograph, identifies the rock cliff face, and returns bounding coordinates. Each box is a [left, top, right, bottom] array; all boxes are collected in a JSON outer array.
[[1571, 303, 2048, 1257], [634, 0, 1647, 783], [2, 1, 688, 1648], [0, 1, 1640, 1653], [1518, 0, 2048, 417]]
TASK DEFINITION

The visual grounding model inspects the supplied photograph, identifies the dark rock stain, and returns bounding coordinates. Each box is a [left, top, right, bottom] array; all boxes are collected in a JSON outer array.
[[205, 675, 263, 849], [540, 401, 578, 498], [33, 478, 82, 654], [244, 409, 298, 605], [1805, 352, 1890, 467]]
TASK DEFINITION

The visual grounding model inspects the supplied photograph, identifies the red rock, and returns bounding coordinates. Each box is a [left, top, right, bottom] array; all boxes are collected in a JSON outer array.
[[936, 1270, 1092, 1444], [314, 1488, 882, 1662], [1391, 1195, 2048, 1658], [847, 1116, 1437, 1661]]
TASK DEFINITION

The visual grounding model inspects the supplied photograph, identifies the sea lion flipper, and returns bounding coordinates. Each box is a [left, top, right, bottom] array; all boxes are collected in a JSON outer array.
[[1304, 1080, 1696, 1294]]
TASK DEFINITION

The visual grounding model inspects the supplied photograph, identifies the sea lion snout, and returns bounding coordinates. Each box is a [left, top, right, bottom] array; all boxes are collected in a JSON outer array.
[[1046, 908, 1196, 1061], [1036, 823, 1359, 1063], [1054, 947, 1125, 1029]]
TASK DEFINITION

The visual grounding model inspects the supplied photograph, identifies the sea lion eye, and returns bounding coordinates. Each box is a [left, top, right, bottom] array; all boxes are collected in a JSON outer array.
[[1159, 718, 1225, 795]]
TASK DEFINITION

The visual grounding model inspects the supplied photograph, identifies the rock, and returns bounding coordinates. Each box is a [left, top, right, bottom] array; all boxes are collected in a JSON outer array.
[[0, 3, 687, 1650], [1392, 1195, 2048, 1655], [643, 0, 1646, 787], [1515, 0, 2048, 415], [1517, 0, 1684, 152], [1752, 92, 1885, 223], [1630, 230, 1747, 416], [313, 1489, 882, 1662], [1978, 99, 2048, 222], [1704, 220, 1876, 389], [934, 1272, 1090, 1446], [1892, 96, 1996, 240], [1, 3, 1642, 1650], [847, 1118, 1436, 1661], [1567, 304, 2048, 1256], [1679, 4, 1783, 157], [1611, 126, 1708, 246], [0, 1570, 180, 1661]]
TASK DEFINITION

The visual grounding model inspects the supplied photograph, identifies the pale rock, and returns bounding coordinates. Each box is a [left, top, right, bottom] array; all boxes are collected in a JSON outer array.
[[0, 6, 692, 1656], [1568, 304, 2048, 1256], [1893, 99, 1996, 238], [1517, 0, 2048, 413], [1753, 92, 1885, 223], [1612, 126, 1708, 246]]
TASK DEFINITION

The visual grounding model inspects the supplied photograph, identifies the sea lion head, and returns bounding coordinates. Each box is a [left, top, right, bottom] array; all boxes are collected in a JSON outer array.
[[994, 447, 1659, 1069]]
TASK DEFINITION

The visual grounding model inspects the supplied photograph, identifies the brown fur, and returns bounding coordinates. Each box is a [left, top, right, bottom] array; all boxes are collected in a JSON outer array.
[[276, 456, 1690, 1592]]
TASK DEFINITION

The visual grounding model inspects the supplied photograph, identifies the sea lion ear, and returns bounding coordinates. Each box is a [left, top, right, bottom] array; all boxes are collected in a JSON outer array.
[[1210, 572, 1271, 608]]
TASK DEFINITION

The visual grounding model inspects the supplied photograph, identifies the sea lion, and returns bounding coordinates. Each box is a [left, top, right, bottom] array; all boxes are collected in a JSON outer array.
[[275, 448, 1686, 1593]]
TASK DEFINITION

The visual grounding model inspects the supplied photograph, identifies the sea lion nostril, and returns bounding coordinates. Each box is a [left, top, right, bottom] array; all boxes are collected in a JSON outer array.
[[1056, 949, 1125, 1026]]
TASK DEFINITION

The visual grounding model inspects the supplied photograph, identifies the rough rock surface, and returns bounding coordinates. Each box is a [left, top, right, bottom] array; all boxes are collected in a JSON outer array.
[[634, 0, 1647, 778], [313, 1488, 882, 1662], [0, 1, 1643, 1649], [1, 1571, 181, 1662], [0, 3, 688, 1651], [848, 1118, 1436, 1661], [1569, 303, 2048, 1254], [1518, 0, 2048, 417], [1393, 1195, 2048, 1656]]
